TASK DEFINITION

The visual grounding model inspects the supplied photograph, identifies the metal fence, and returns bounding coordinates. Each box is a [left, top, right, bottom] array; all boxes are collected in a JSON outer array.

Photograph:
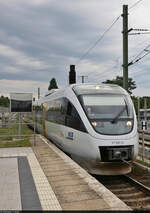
[[138, 129, 150, 166], [0, 110, 36, 145]]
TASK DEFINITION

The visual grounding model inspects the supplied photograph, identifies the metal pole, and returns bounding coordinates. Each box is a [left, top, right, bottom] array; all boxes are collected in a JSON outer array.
[[137, 97, 140, 128], [33, 109, 36, 146], [38, 87, 40, 100], [142, 130, 145, 161], [18, 112, 22, 139], [144, 97, 147, 121], [81, 76, 84, 83], [122, 5, 128, 91], [79, 75, 88, 83]]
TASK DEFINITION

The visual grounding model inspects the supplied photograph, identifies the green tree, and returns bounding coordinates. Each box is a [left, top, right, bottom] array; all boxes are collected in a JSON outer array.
[[139, 97, 150, 109], [48, 78, 58, 90], [102, 76, 136, 95], [131, 96, 138, 115], [131, 96, 150, 116], [0, 96, 10, 107]]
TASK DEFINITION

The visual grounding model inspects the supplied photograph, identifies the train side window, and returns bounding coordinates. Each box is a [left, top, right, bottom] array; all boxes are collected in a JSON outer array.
[[56, 99, 65, 125], [46, 100, 56, 122], [60, 98, 68, 115], [67, 102, 72, 116], [35, 104, 43, 124], [66, 101, 87, 132], [46, 98, 66, 125]]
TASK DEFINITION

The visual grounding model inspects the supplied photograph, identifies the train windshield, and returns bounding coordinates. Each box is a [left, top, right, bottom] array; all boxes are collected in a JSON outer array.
[[80, 94, 134, 135]]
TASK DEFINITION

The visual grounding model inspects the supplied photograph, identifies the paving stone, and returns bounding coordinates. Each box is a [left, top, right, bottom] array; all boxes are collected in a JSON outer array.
[[46, 169, 75, 177], [39, 157, 60, 163], [57, 191, 100, 203], [0, 158, 21, 210], [49, 178, 86, 187], [61, 198, 110, 210], [49, 174, 80, 182], [42, 164, 71, 171], [0, 146, 62, 211], [40, 160, 66, 166], [37, 135, 131, 211], [54, 184, 90, 194]]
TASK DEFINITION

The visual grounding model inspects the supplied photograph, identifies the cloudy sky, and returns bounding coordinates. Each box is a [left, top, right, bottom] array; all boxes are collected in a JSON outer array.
[[0, 0, 149, 99]]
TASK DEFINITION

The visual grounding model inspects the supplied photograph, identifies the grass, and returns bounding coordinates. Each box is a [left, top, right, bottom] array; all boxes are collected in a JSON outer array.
[[0, 120, 33, 147], [0, 138, 32, 148], [136, 158, 150, 168], [0, 121, 33, 137]]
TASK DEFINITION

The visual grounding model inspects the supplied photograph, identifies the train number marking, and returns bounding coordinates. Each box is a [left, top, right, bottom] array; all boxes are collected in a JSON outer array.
[[112, 141, 124, 145]]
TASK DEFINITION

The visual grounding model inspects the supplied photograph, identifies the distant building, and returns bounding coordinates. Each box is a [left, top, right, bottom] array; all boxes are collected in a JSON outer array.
[[139, 109, 150, 120]]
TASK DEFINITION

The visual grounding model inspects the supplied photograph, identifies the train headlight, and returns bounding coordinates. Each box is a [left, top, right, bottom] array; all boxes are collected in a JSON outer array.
[[96, 85, 100, 89], [92, 121, 97, 127], [126, 121, 132, 126]]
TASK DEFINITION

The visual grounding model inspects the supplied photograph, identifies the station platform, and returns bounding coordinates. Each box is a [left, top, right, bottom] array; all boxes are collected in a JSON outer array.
[[0, 135, 131, 210]]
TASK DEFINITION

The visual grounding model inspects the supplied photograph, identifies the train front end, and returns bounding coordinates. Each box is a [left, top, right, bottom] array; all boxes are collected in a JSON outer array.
[[73, 84, 138, 175]]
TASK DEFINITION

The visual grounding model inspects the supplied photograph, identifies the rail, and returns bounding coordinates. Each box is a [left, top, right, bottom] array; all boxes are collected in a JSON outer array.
[[96, 173, 150, 210]]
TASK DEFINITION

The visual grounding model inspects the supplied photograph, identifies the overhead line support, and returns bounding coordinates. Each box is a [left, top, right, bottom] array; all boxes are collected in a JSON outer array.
[[122, 5, 128, 92]]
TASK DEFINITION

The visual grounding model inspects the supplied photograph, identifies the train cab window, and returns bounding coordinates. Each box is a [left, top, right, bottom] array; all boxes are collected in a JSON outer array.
[[80, 94, 134, 135], [66, 101, 86, 132]]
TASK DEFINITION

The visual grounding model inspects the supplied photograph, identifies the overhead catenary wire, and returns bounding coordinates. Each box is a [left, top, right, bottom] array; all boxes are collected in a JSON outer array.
[[128, 0, 150, 67], [77, 0, 144, 65], [129, 43, 150, 65], [76, 15, 121, 65], [76, 0, 146, 82], [129, 32, 150, 35], [134, 49, 150, 63], [133, 43, 150, 60], [129, 38, 150, 60], [129, 0, 144, 10]]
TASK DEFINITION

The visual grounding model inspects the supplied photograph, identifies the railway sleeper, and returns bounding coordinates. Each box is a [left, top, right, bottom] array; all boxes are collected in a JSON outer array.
[[117, 191, 144, 199], [131, 205, 150, 211], [123, 196, 150, 203], [106, 183, 131, 190], [108, 186, 135, 193]]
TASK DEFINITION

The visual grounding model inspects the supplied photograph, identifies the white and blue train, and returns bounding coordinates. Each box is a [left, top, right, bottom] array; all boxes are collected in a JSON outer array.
[[33, 83, 138, 175]]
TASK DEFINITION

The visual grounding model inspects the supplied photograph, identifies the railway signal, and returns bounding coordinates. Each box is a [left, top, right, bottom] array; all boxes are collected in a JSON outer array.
[[141, 120, 147, 131], [69, 65, 76, 84]]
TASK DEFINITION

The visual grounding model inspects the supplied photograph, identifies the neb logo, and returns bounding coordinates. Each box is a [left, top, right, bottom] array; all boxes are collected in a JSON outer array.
[[68, 132, 73, 139]]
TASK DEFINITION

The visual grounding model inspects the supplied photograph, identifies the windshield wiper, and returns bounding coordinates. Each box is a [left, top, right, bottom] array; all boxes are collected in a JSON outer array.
[[111, 106, 126, 124]]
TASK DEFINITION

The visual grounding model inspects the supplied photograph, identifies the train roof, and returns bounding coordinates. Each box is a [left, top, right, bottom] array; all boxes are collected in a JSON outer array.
[[41, 83, 128, 101], [71, 83, 129, 96]]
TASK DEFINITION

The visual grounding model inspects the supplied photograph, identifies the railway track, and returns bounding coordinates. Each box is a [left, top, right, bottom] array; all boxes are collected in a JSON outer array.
[[95, 173, 150, 210]]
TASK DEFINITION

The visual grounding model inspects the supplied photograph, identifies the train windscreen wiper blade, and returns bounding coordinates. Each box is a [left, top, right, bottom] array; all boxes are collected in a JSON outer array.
[[111, 106, 126, 124]]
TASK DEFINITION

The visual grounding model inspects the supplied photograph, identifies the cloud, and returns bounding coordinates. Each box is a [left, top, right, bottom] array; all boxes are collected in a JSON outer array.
[[3, 66, 23, 74], [0, 79, 48, 99], [0, 0, 150, 97], [0, 44, 48, 69], [76, 59, 120, 84], [133, 87, 150, 97]]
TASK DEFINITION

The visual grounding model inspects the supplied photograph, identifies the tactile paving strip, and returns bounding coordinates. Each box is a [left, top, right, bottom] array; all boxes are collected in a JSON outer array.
[[0, 147, 62, 210]]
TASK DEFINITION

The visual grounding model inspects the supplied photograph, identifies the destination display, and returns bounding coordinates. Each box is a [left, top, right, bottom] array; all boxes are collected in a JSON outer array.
[[10, 93, 32, 112]]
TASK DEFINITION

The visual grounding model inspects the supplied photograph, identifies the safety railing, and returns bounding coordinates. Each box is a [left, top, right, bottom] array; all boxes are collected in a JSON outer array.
[[138, 129, 150, 166], [0, 112, 36, 146]]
